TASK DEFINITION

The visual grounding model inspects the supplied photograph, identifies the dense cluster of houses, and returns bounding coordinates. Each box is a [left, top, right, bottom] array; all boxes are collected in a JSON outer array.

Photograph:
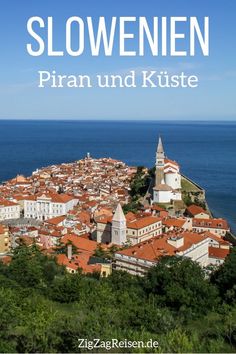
[[0, 151, 232, 277]]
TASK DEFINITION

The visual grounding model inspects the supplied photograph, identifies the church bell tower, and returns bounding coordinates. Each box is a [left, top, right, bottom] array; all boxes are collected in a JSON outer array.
[[111, 203, 127, 245], [155, 136, 165, 186]]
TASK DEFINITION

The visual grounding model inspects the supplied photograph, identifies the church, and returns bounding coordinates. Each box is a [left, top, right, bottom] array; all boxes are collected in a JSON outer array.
[[153, 137, 182, 204]]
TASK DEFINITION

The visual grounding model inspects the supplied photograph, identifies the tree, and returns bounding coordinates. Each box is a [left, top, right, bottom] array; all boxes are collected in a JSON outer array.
[[123, 200, 141, 214], [0, 288, 21, 352], [130, 166, 150, 198], [7, 244, 45, 288], [7, 244, 65, 289], [211, 248, 236, 301], [49, 273, 82, 303], [144, 256, 219, 315]]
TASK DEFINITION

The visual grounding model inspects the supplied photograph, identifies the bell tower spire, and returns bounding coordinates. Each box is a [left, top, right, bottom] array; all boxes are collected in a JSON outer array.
[[111, 203, 127, 245], [155, 136, 165, 186], [156, 136, 165, 161]]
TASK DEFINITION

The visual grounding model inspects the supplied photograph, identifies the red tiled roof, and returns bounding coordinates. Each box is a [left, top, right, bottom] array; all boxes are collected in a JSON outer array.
[[57, 253, 102, 274], [125, 212, 137, 222], [117, 231, 208, 262], [163, 218, 186, 228], [127, 216, 162, 230], [204, 231, 230, 245], [0, 256, 12, 265], [96, 216, 112, 224], [0, 198, 19, 207], [187, 204, 209, 216], [176, 232, 208, 252], [45, 215, 66, 226], [150, 205, 165, 212], [61, 234, 98, 253], [164, 158, 179, 167], [209, 247, 230, 259], [193, 218, 229, 230]]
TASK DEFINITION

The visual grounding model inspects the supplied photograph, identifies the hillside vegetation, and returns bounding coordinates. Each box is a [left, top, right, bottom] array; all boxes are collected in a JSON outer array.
[[1, 245, 236, 352]]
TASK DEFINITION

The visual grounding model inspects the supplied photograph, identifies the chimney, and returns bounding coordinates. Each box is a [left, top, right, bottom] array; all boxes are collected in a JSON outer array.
[[67, 244, 72, 260], [167, 235, 184, 248]]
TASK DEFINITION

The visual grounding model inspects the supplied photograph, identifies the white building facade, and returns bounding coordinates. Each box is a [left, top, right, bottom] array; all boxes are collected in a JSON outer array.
[[0, 199, 20, 220], [24, 193, 78, 221], [96, 204, 162, 246], [114, 232, 211, 276], [153, 137, 182, 204]]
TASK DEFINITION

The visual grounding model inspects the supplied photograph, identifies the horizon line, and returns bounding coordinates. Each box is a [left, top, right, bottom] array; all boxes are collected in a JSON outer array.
[[0, 118, 235, 123]]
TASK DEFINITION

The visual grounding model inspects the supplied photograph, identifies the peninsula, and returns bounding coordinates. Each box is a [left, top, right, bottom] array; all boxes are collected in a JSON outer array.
[[0, 137, 232, 276]]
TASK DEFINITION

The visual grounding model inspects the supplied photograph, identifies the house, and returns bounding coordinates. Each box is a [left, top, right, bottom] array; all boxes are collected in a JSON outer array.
[[0, 224, 10, 255], [23, 193, 78, 220], [114, 231, 210, 276], [205, 231, 231, 250], [44, 215, 66, 227], [0, 199, 20, 220], [40, 227, 66, 249], [151, 205, 169, 218], [208, 247, 230, 265], [186, 204, 210, 219], [153, 137, 182, 204], [57, 234, 112, 276], [192, 218, 230, 237], [163, 217, 192, 232], [96, 204, 162, 245], [204, 231, 231, 265]]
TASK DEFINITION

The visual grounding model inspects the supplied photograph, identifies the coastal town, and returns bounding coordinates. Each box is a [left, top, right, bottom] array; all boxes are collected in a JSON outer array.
[[0, 138, 232, 276]]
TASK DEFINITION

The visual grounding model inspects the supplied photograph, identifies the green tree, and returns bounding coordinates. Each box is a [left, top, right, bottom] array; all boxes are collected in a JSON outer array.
[[6, 244, 65, 289], [0, 288, 21, 352], [130, 167, 150, 198], [211, 248, 236, 301], [7, 244, 44, 288], [49, 273, 82, 303], [144, 256, 219, 315]]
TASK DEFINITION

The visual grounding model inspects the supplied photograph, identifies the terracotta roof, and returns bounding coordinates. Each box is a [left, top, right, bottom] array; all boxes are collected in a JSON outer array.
[[17, 236, 35, 246], [117, 236, 175, 261], [96, 216, 112, 224], [23, 193, 76, 204], [193, 218, 229, 230], [10, 175, 29, 183], [23, 195, 36, 201], [176, 232, 208, 252], [150, 205, 165, 212], [0, 256, 12, 265], [187, 204, 209, 216], [0, 198, 19, 207], [127, 216, 162, 230], [57, 253, 102, 274], [45, 215, 66, 226], [57, 254, 78, 271], [209, 247, 230, 259], [163, 218, 186, 228], [164, 158, 179, 167], [38, 193, 75, 203], [116, 231, 208, 262], [204, 231, 230, 245], [61, 234, 98, 253], [125, 212, 137, 222]]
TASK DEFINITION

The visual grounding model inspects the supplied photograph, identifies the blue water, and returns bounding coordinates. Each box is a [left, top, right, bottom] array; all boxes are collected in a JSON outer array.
[[0, 120, 235, 232]]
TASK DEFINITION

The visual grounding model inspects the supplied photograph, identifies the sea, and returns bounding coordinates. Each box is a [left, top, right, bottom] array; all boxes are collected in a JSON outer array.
[[0, 120, 235, 232]]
